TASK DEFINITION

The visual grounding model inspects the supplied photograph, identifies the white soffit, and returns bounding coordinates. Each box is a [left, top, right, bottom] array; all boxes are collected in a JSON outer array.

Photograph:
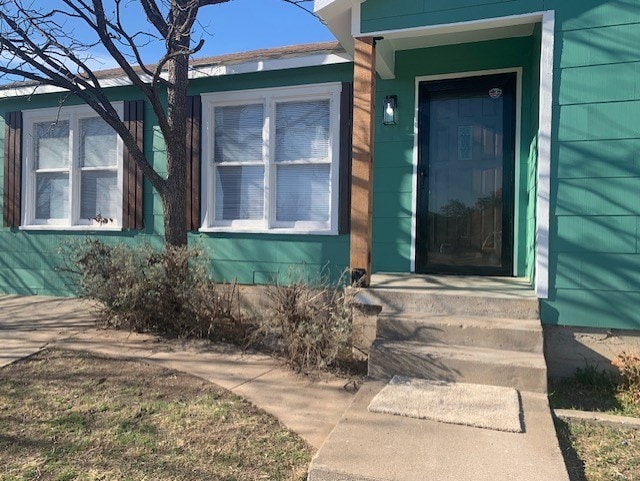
[[386, 23, 536, 53], [371, 14, 541, 79], [316, 3, 543, 79], [314, 0, 361, 54]]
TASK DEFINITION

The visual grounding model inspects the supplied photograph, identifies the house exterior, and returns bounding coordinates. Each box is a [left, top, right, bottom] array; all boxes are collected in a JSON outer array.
[[1, 1, 640, 348]]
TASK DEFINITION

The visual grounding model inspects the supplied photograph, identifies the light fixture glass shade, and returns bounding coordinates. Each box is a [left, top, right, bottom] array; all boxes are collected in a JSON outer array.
[[383, 95, 397, 125]]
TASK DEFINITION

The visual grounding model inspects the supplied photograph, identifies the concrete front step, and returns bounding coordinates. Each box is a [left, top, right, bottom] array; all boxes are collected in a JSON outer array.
[[368, 340, 548, 393], [355, 288, 539, 320], [377, 313, 544, 353], [308, 382, 570, 481]]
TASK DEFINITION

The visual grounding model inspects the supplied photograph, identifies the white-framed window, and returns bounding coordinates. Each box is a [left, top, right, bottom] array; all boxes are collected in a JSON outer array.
[[21, 103, 124, 230], [201, 83, 342, 234]]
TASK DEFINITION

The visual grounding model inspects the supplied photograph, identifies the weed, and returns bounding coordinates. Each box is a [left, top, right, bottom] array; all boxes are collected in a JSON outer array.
[[612, 351, 640, 405], [252, 270, 356, 373], [573, 364, 615, 390]]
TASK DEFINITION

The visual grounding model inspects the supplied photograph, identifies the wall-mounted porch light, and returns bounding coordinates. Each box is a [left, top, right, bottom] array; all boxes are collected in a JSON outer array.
[[383, 95, 397, 125]]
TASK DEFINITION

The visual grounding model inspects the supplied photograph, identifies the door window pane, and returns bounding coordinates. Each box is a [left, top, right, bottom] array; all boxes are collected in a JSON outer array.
[[214, 105, 263, 163], [276, 164, 330, 222], [35, 172, 69, 219], [35, 121, 69, 169], [427, 93, 504, 269], [275, 100, 330, 162], [80, 117, 118, 167], [80, 171, 118, 219], [215, 166, 264, 221]]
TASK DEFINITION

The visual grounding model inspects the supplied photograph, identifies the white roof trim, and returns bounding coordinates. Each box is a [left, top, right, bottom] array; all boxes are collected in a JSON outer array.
[[314, 0, 363, 57], [0, 51, 352, 99]]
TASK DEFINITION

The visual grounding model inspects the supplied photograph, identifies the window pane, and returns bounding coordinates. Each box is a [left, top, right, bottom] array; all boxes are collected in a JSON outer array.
[[275, 100, 330, 162], [215, 166, 264, 221], [80, 171, 119, 220], [80, 117, 118, 167], [35, 172, 69, 219], [35, 120, 69, 169], [276, 164, 330, 222], [215, 104, 263, 163]]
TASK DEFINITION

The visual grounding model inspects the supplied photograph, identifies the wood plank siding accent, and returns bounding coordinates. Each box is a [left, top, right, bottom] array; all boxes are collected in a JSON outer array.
[[186, 95, 201, 231], [339, 81, 353, 234], [350, 37, 376, 286], [123, 100, 144, 230], [3, 111, 22, 228]]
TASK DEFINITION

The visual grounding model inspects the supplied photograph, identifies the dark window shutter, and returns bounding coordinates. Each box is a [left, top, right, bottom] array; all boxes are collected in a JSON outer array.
[[3, 111, 22, 228], [123, 100, 144, 230], [338, 82, 353, 234], [186, 95, 201, 231]]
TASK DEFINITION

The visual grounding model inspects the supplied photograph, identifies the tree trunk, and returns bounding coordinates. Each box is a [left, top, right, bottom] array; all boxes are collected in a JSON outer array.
[[162, 3, 192, 248]]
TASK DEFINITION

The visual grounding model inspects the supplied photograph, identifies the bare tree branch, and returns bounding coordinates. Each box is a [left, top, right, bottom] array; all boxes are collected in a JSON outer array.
[[139, 0, 169, 37], [0, 0, 326, 245]]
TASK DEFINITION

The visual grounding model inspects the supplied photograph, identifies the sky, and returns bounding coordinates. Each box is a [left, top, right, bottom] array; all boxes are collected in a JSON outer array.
[[87, 0, 337, 70], [195, 0, 335, 56], [0, 0, 337, 80]]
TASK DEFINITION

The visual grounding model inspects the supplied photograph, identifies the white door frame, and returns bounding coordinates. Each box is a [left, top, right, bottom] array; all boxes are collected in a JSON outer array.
[[410, 67, 522, 277], [371, 11, 555, 299]]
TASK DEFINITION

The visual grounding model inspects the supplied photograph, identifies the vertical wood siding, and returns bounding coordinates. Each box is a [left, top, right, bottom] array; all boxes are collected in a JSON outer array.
[[186, 95, 201, 231], [2, 111, 22, 228], [123, 100, 144, 230]]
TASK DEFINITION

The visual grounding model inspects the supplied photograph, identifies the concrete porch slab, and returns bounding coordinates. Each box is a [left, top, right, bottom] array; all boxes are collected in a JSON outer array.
[[308, 381, 569, 481], [369, 273, 536, 299]]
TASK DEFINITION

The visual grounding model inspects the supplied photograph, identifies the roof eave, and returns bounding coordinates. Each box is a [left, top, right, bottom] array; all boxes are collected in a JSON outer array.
[[0, 42, 351, 99], [314, 0, 362, 57]]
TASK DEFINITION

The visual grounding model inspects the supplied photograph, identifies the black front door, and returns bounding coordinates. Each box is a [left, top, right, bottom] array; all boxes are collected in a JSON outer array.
[[416, 73, 516, 276]]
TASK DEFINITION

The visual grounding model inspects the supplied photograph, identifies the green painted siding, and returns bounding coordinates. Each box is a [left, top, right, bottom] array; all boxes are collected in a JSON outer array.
[[371, 36, 539, 278], [546, 1, 640, 331], [360, 0, 640, 34], [360, 0, 543, 33], [361, 0, 640, 331], [0, 64, 352, 295]]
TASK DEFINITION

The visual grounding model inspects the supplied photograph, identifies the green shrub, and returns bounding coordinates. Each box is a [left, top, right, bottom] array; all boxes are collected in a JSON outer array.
[[60, 239, 241, 340], [252, 270, 356, 373]]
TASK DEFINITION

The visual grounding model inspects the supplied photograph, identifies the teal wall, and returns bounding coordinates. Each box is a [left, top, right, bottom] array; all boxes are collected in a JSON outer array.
[[543, 0, 640, 330], [3, 1, 640, 331], [361, 0, 543, 32], [0, 63, 353, 296], [362, 0, 640, 330], [371, 36, 539, 278]]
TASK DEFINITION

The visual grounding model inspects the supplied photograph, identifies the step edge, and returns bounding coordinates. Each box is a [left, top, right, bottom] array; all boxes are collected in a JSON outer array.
[[370, 340, 548, 366]]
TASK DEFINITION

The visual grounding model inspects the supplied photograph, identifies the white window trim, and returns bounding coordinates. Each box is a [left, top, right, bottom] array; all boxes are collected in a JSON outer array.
[[20, 103, 125, 231], [200, 83, 342, 235]]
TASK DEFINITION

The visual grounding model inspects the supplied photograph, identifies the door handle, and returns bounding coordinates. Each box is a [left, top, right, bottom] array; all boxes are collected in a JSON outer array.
[[419, 169, 427, 188]]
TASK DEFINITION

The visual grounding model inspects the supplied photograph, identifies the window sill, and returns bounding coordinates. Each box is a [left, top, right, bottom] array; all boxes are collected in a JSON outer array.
[[198, 226, 339, 236], [19, 225, 123, 232]]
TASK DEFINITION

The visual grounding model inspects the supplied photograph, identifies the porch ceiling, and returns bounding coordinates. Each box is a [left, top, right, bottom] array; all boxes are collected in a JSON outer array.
[[315, 0, 542, 79], [383, 23, 536, 52]]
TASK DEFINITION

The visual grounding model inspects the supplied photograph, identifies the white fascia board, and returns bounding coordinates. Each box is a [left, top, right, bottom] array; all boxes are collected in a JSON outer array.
[[363, 11, 544, 79], [189, 52, 352, 79], [0, 52, 352, 99], [314, 0, 362, 58], [363, 11, 544, 40]]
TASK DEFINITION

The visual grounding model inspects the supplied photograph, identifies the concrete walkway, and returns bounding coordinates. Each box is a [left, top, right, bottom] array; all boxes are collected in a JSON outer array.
[[1, 294, 571, 481], [0, 294, 357, 450]]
